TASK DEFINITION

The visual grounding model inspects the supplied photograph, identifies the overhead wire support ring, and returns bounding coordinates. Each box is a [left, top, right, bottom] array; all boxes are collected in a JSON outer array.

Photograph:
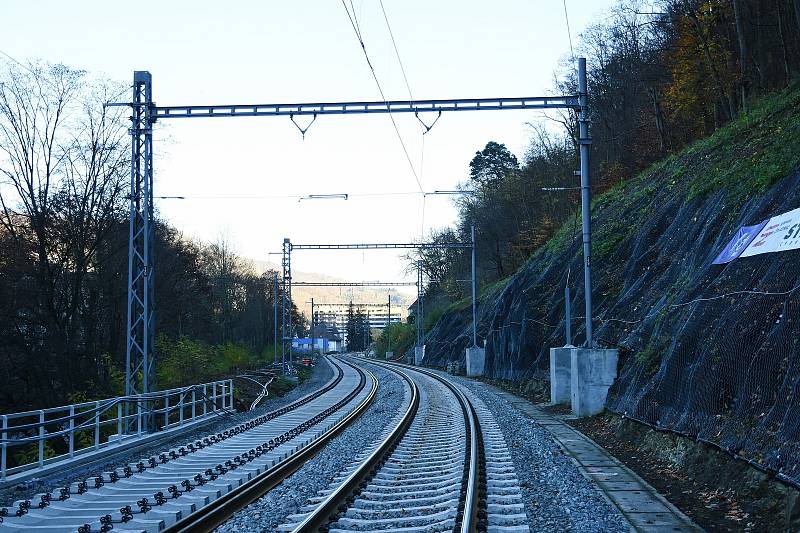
[[415, 110, 442, 134], [290, 112, 317, 139]]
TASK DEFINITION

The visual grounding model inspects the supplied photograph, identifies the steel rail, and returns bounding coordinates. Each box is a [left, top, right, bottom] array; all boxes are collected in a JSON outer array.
[[291, 357, 480, 532], [378, 359, 482, 532], [161, 358, 377, 533], [288, 361, 419, 532], [0, 357, 356, 527]]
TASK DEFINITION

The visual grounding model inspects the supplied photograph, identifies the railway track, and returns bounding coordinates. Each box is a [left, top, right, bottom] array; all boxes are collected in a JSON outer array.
[[277, 359, 529, 533], [0, 356, 376, 533], [1, 356, 529, 533]]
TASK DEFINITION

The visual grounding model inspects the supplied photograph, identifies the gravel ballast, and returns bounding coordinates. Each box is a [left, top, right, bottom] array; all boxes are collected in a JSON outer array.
[[217, 359, 407, 533], [0, 360, 335, 507], [444, 373, 629, 532]]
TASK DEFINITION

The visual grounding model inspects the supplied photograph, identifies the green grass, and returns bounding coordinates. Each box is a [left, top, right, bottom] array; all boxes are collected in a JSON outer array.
[[480, 275, 512, 299], [557, 86, 800, 265], [636, 333, 671, 374], [420, 300, 464, 332], [680, 85, 800, 203]]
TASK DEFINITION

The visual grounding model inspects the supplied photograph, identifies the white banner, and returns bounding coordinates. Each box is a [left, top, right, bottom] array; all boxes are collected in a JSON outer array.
[[739, 206, 800, 258]]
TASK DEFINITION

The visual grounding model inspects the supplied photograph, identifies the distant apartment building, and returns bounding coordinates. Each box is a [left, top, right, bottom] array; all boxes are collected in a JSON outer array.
[[313, 302, 402, 348]]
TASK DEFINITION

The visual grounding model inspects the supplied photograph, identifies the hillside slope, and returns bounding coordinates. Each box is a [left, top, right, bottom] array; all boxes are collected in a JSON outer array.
[[424, 87, 800, 483]]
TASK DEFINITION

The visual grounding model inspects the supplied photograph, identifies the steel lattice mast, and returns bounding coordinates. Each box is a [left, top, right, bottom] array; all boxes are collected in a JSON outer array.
[[125, 72, 156, 397]]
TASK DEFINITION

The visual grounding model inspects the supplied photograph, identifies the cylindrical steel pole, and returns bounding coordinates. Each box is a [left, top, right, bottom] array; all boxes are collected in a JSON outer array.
[[471, 224, 477, 347], [387, 294, 391, 356], [419, 271, 424, 349], [565, 285, 572, 346], [310, 298, 315, 356], [416, 265, 421, 347], [578, 57, 593, 347]]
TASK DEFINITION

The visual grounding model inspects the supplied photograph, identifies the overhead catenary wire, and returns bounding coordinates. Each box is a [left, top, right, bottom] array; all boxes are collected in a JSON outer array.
[[340, 0, 424, 193], [379, 0, 414, 103], [375, 1, 429, 237]]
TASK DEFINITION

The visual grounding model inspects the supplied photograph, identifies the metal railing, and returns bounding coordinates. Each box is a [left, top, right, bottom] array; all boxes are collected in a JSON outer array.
[[1, 379, 234, 481]]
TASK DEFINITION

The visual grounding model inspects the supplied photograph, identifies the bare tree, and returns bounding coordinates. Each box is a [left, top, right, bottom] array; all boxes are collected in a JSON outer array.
[[0, 60, 128, 401]]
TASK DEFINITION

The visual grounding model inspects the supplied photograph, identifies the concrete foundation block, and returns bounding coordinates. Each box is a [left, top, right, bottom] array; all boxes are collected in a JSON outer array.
[[414, 345, 425, 365], [549, 347, 573, 404], [570, 347, 619, 417], [466, 346, 486, 377]]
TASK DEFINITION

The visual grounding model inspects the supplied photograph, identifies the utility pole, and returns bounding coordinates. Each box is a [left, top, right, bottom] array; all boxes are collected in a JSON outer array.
[[565, 285, 572, 346], [280, 269, 286, 373], [419, 268, 424, 349], [416, 263, 422, 348], [471, 224, 478, 348], [578, 57, 594, 347], [387, 293, 392, 357], [365, 310, 370, 352], [273, 272, 279, 363], [310, 298, 315, 358]]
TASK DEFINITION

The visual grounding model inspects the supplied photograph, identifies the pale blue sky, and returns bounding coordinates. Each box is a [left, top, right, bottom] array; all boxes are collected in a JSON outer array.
[[3, 0, 616, 289]]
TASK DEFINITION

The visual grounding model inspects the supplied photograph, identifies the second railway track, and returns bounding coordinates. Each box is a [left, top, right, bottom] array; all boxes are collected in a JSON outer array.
[[0, 356, 376, 533]]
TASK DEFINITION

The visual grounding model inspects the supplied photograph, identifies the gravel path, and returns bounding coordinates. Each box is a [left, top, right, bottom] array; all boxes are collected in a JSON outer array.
[[444, 373, 629, 532], [217, 359, 407, 533], [0, 360, 334, 507]]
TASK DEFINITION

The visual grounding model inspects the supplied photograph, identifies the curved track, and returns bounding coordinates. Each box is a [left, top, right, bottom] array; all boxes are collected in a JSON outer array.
[[1, 357, 530, 533], [280, 359, 483, 532], [0, 356, 375, 533]]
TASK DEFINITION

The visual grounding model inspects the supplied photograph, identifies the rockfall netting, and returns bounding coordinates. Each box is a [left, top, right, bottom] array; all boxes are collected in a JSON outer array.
[[423, 169, 800, 488]]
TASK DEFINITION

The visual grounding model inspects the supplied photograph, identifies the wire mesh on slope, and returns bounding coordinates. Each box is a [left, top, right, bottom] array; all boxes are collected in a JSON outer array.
[[600, 251, 800, 488]]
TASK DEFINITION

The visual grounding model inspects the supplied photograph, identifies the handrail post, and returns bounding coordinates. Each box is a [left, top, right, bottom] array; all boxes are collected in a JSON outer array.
[[94, 401, 100, 450], [203, 384, 208, 416], [191, 388, 196, 420], [229, 380, 234, 410], [136, 400, 142, 436], [117, 403, 123, 440], [68, 406, 75, 458], [212, 382, 217, 412], [178, 390, 184, 426], [164, 394, 170, 429], [2, 415, 8, 481], [38, 410, 45, 467]]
